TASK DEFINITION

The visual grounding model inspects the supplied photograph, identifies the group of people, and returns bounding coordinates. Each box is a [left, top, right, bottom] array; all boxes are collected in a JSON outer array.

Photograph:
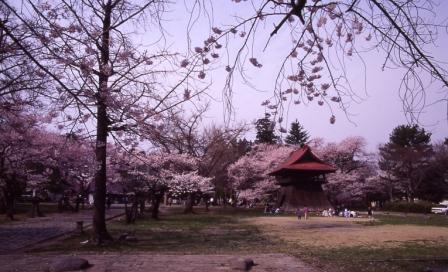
[[296, 206, 374, 221], [266, 204, 373, 221], [321, 208, 335, 217], [296, 206, 309, 220], [264, 203, 282, 214]]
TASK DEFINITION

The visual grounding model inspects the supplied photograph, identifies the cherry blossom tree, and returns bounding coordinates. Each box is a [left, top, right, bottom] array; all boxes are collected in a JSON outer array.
[[143, 107, 250, 205], [35, 133, 96, 212], [114, 149, 210, 217], [315, 136, 381, 206], [140, 152, 199, 216], [0, 0, 214, 242], [197, 125, 251, 205], [228, 144, 294, 204], [142, 108, 208, 157], [0, 109, 34, 219], [0, 108, 92, 218], [169, 171, 213, 213]]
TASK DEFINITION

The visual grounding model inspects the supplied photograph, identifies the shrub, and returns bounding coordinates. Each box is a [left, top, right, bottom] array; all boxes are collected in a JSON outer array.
[[382, 200, 433, 213]]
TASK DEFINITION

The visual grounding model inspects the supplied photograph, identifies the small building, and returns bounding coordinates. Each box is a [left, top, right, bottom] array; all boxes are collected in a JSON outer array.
[[269, 145, 336, 211]]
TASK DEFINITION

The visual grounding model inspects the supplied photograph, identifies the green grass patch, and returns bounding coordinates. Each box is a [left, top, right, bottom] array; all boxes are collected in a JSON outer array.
[[43, 208, 281, 254], [40, 207, 448, 272], [358, 214, 448, 227], [285, 241, 448, 272]]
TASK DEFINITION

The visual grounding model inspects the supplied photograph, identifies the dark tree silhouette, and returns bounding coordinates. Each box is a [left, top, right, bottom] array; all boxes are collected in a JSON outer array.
[[285, 120, 310, 146], [379, 124, 432, 202], [255, 113, 278, 144]]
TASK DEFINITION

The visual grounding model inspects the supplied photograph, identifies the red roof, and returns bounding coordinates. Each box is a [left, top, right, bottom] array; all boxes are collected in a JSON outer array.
[[269, 145, 336, 175]]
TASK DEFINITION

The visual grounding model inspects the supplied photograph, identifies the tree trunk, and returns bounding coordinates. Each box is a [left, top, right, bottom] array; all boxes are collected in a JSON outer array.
[[31, 198, 43, 218], [75, 195, 81, 212], [81, 194, 85, 210], [184, 193, 195, 214], [151, 195, 162, 220], [139, 198, 145, 217], [407, 182, 415, 203], [223, 193, 227, 207], [0, 197, 5, 214], [388, 186, 394, 202], [92, 104, 112, 241], [5, 195, 14, 220], [92, 2, 113, 244], [125, 196, 138, 224]]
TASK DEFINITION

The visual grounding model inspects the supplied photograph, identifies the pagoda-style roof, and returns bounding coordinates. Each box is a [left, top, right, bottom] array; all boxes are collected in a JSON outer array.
[[269, 145, 336, 176]]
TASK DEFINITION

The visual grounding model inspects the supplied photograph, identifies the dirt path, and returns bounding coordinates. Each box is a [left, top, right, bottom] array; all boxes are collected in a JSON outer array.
[[0, 253, 319, 272], [244, 216, 448, 248]]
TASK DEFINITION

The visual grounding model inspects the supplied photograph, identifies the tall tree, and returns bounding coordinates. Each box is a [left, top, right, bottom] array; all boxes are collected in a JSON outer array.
[[0, 108, 34, 219], [379, 124, 433, 202], [144, 109, 250, 205], [228, 144, 295, 203], [255, 113, 278, 144], [0, 0, 210, 243], [285, 120, 309, 146], [417, 142, 448, 202], [314, 137, 381, 206]]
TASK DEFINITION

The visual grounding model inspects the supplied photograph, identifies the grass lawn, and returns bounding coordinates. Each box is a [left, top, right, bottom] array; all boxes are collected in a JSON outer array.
[[365, 213, 448, 227], [42, 206, 448, 272], [44, 206, 279, 254]]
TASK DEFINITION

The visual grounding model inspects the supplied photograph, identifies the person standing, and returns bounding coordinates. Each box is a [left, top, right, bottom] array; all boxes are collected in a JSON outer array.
[[367, 206, 373, 219], [344, 208, 349, 218], [296, 207, 302, 221], [304, 206, 309, 220]]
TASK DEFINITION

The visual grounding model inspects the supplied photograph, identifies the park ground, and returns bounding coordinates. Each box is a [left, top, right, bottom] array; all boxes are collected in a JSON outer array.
[[1, 206, 448, 271]]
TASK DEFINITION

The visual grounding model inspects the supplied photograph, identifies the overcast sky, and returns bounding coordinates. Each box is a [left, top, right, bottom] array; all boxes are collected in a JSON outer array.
[[7, 1, 446, 153], [148, 1, 448, 150]]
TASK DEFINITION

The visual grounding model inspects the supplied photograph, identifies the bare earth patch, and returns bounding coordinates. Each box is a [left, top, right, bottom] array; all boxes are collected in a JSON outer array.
[[243, 216, 448, 248]]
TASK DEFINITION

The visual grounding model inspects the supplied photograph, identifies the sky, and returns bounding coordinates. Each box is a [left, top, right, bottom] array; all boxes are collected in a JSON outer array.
[[156, 0, 448, 150], [13, 0, 445, 151]]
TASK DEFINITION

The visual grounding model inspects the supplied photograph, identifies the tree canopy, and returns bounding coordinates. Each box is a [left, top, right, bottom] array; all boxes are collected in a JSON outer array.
[[285, 120, 310, 146], [255, 113, 278, 144], [379, 124, 447, 202]]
